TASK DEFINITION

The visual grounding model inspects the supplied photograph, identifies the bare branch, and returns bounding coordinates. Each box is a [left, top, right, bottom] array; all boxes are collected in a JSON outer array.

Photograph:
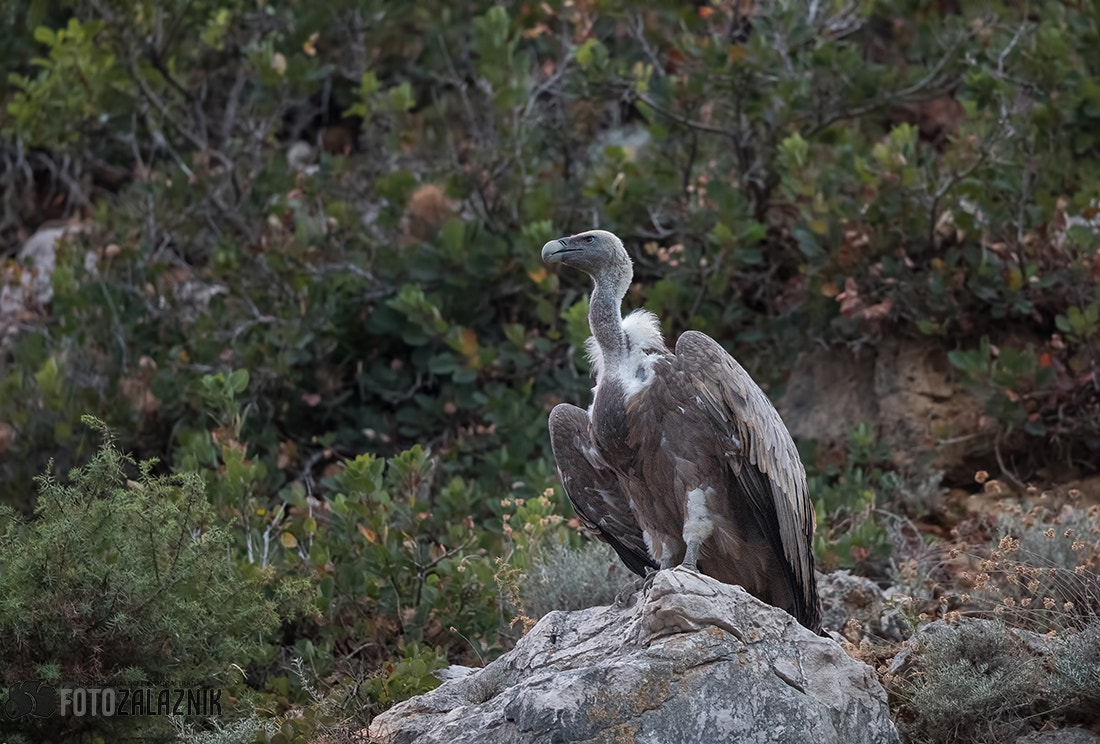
[[628, 13, 666, 79], [220, 58, 249, 147], [635, 93, 737, 140]]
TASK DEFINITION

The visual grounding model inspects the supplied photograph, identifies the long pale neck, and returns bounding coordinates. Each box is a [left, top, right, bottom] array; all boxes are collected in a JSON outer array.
[[589, 273, 627, 363]]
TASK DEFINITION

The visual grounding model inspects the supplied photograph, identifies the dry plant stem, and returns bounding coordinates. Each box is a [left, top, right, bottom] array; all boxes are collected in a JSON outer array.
[[994, 429, 1028, 492]]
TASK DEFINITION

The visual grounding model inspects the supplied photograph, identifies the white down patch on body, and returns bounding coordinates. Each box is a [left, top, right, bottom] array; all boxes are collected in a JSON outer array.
[[585, 309, 669, 402], [683, 487, 716, 546]]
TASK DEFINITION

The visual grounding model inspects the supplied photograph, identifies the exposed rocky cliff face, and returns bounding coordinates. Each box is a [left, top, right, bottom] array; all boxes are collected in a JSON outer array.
[[369, 569, 900, 744], [778, 339, 982, 477]]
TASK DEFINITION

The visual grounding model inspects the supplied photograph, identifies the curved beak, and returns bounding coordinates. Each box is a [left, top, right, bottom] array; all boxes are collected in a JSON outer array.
[[541, 237, 574, 264]]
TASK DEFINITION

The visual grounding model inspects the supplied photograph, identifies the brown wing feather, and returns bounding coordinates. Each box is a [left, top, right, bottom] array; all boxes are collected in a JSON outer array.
[[674, 331, 821, 631], [548, 404, 658, 577]]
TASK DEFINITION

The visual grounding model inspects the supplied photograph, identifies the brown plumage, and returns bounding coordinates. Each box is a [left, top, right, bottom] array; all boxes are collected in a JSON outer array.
[[542, 229, 821, 632]]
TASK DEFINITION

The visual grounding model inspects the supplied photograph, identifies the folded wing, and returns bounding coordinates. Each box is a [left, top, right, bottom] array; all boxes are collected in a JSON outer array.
[[674, 330, 820, 631], [548, 403, 658, 577]]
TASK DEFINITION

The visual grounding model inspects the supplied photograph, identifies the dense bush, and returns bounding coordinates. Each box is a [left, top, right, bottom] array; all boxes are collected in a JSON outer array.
[[877, 491, 1100, 742], [520, 542, 635, 618], [891, 620, 1045, 744], [3, 0, 1099, 504], [2, 0, 1100, 741], [888, 612, 1100, 744], [0, 418, 296, 741], [807, 423, 896, 577]]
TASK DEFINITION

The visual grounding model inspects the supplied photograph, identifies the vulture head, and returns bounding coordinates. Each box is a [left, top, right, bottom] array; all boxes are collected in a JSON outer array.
[[541, 230, 632, 291]]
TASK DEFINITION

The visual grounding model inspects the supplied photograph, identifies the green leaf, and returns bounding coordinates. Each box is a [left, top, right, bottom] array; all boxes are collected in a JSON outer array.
[[947, 349, 981, 376], [779, 132, 809, 169], [428, 353, 459, 375], [229, 369, 250, 394], [27, 0, 48, 31], [439, 218, 465, 255], [576, 38, 606, 68], [389, 82, 415, 112], [740, 221, 767, 244], [452, 367, 478, 384], [917, 319, 943, 335], [561, 297, 591, 349], [710, 221, 733, 245], [360, 71, 381, 97], [503, 323, 526, 347]]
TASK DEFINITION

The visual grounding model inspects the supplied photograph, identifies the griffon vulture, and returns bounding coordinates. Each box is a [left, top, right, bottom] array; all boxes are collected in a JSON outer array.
[[542, 229, 821, 632]]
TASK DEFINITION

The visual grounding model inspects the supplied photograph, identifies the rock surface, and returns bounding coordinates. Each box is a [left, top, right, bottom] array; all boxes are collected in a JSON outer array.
[[368, 569, 900, 744], [778, 338, 982, 475], [817, 570, 907, 642], [1, 224, 92, 346], [15, 223, 94, 307]]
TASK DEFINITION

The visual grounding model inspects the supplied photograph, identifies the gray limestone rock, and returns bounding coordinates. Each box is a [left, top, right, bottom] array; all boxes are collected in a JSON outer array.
[[818, 569, 908, 642], [369, 568, 900, 744]]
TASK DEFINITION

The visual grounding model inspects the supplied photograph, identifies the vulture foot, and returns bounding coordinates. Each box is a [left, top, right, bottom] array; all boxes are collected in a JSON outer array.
[[640, 566, 663, 594]]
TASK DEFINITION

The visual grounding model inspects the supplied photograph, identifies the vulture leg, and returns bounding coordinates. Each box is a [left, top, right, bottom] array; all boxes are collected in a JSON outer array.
[[683, 542, 701, 572], [681, 487, 715, 572], [548, 404, 657, 578]]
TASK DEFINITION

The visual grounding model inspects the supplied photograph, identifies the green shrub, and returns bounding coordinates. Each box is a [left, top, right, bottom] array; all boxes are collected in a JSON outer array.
[[3, 0, 1098, 511], [224, 647, 447, 743], [890, 613, 1100, 743], [807, 424, 894, 577], [893, 620, 1044, 744], [0, 417, 293, 740], [519, 542, 635, 619], [281, 445, 509, 670], [362, 644, 449, 711], [1051, 621, 1100, 715]]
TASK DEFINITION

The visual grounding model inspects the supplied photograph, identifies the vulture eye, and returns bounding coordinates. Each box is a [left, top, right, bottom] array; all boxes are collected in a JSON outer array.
[[584, 235, 594, 244]]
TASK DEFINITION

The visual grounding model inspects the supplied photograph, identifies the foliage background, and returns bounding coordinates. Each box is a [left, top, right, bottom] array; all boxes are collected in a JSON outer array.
[[1, 0, 1099, 741]]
